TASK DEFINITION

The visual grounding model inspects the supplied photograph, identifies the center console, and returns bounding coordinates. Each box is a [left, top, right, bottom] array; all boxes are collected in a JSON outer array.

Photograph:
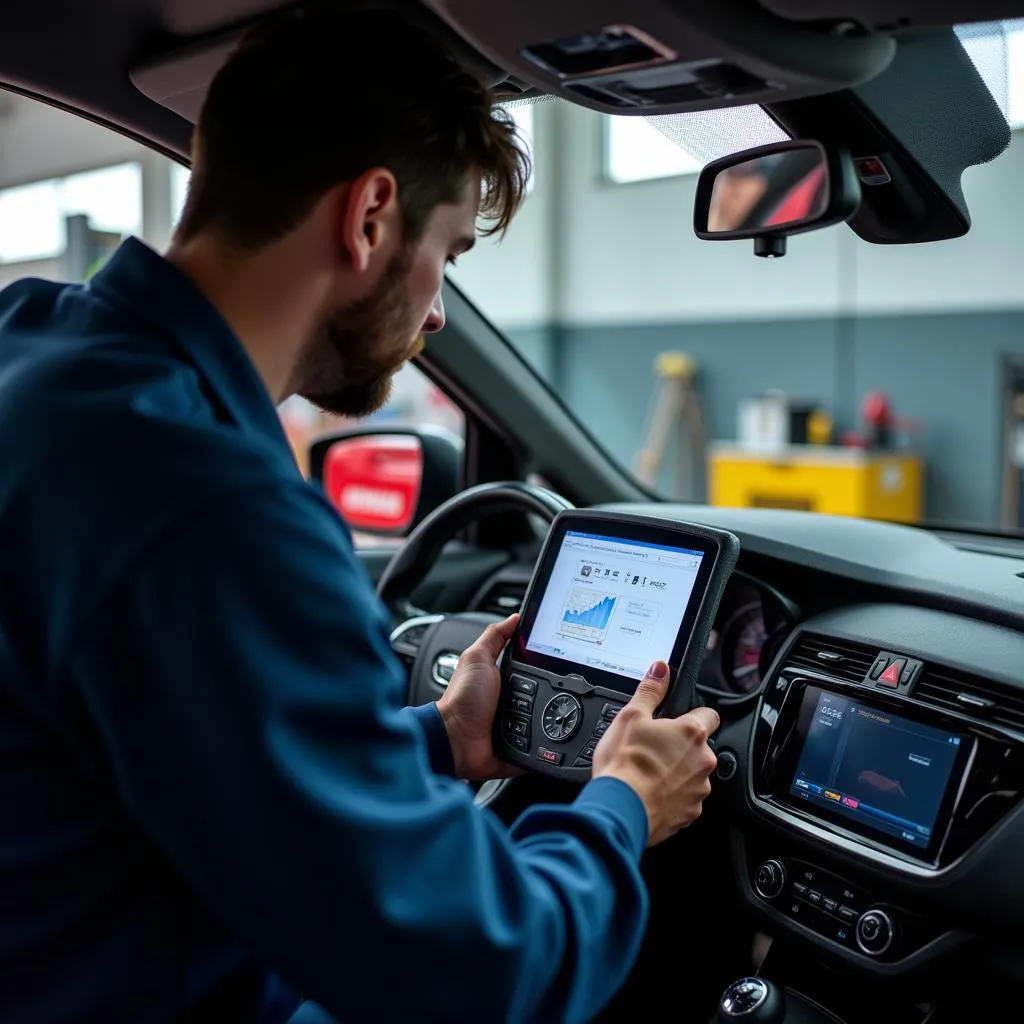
[[753, 672, 1021, 877], [732, 627, 1024, 978]]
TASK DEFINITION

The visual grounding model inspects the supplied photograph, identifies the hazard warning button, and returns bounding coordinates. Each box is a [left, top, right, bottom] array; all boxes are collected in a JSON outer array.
[[877, 659, 905, 688]]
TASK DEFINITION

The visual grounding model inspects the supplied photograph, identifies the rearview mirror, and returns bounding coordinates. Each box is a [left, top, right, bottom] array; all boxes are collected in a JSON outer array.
[[694, 140, 861, 257], [308, 426, 462, 539]]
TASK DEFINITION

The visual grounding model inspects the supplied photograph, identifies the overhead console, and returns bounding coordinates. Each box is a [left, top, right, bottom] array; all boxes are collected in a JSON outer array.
[[421, 0, 896, 115]]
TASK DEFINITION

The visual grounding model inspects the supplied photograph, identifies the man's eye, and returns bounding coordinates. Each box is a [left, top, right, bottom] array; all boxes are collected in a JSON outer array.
[[446, 255, 459, 268]]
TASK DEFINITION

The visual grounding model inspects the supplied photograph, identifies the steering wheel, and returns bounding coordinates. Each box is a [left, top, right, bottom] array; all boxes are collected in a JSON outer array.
[[378, 482, 573, 803]]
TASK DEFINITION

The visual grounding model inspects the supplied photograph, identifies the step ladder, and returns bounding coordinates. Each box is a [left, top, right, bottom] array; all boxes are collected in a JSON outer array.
[[633, 351, 706, 501]]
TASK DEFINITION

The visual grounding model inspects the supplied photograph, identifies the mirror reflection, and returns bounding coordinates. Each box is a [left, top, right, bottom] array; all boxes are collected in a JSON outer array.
[[707, 147, 829, 234], [322, 433, 423, 535]]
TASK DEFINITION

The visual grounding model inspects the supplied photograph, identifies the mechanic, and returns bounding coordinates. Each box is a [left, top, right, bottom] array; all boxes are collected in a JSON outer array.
[[0, 6, 719, 1023]]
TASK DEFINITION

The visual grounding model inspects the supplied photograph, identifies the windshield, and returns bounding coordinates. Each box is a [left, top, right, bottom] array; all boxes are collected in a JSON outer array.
[[447, 19, 1024, 535]]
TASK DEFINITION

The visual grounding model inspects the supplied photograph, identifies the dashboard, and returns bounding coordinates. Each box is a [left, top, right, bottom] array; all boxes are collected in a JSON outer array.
[[463, 501, 1024, 991]]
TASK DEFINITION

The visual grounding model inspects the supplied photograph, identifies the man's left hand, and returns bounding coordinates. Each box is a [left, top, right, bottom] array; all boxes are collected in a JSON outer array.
[[436, 614, 523, 781]]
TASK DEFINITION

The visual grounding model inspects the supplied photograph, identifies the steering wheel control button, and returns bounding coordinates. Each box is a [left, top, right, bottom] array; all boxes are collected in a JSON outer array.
[[572, 757, 592, 768], [579, 743, 596, 761], [541, 694, 583, 742], [838, 905, 858, 923], [791, 882, 807, 896], [806, 889, 822, 906], [600, 702, 623, 720], [754, 859, 786, 900], [594, 720, 609, 736], [715, 749, 738, 781], [509, 734, 529, 752], [822, 897, 838, 913], [537, 747, 564, 766], [510, 675, 538, 695], [856, 909, 895, 957]]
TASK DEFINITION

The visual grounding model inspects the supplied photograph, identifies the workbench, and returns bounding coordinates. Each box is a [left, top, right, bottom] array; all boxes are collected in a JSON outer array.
[[708, 443, 924, 523]]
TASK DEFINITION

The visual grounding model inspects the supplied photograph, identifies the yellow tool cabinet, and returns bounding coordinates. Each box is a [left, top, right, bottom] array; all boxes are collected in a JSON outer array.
[[708, 443, 924, 523]]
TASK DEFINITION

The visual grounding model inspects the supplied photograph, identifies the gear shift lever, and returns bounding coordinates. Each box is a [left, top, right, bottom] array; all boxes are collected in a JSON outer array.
[[716, 977, 785, 1024]]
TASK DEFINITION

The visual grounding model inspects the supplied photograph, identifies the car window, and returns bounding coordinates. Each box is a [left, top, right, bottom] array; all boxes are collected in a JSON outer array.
[[451, 19, 1024, 535], [0, 91, 465, 548]]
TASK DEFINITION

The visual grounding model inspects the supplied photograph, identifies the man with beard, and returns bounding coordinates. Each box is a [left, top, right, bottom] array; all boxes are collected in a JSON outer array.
[[0, 5, 720, 1024]]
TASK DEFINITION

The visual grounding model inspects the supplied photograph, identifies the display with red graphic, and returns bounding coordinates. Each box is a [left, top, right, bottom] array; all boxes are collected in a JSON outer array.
[[788, 689, 963, 851]]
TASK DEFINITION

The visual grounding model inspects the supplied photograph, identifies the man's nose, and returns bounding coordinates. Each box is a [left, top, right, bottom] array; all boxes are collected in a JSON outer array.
[[423, 293, 445, 334]]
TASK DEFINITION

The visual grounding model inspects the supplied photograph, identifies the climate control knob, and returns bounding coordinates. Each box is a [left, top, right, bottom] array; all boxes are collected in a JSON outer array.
[[754, 859, 786, 900], [856, 909, 895, 957]]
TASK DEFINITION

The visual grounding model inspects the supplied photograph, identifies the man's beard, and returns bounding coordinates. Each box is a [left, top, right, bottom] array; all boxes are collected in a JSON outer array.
[[296, 246, 419, 418]]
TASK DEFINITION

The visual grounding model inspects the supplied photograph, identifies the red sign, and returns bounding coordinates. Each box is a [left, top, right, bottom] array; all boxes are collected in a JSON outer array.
[[323, 436, 423, 533]]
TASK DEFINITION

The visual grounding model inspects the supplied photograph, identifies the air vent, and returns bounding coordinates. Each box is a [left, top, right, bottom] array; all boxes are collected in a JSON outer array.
[[915, 669, 1024, 733], [477, 580, 527, 616], [786, 634, 878, 683]]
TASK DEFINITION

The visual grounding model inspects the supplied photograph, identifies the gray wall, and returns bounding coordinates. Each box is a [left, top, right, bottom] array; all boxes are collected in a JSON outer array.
[[509, 312, 1022, 528]]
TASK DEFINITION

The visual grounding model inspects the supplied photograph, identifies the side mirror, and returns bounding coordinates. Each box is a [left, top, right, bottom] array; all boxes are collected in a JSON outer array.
[[308, 426, 462, 539], [693, 140, 861, 257]]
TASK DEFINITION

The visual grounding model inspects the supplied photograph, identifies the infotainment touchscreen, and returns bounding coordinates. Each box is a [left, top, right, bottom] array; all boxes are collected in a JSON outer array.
[[785, 688, 967, 853], [496, 510, 739, 778], [524, 530, 706, 689]]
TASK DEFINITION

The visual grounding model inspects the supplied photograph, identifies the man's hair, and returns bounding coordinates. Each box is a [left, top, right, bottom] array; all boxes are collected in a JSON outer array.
[[176, 4, 530, 250]]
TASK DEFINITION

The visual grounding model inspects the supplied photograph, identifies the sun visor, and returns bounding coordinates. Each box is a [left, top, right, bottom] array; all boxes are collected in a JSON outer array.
[[130, 0, 514, 125], [130, 33, 242, 124], [420, 0, 897, 116]]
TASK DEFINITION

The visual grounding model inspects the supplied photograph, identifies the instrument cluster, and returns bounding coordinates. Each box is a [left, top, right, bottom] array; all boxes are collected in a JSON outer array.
[[697, 574, 797, 698]]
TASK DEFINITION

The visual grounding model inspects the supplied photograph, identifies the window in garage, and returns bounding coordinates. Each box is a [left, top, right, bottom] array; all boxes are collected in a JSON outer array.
[[0, 162, 142, 267]]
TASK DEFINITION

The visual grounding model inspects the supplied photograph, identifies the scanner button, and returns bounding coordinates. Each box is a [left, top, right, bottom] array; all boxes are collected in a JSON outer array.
[[510, 694, 533, 715], [537, 747, 564, 766], [511, 675, 538, 695], [504, 716, 529, 738]]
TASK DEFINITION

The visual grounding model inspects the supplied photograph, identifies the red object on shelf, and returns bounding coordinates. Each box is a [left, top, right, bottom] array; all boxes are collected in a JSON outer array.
[[862, 391, 894, 429]]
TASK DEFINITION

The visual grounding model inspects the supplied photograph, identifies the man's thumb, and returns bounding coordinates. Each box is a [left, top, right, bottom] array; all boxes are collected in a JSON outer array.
[[629, 660, 671, 715], [463, 614, 519, 665]]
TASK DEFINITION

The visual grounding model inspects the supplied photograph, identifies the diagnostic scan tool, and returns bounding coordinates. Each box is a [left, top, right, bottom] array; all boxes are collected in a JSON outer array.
[[495, 510, 739, 779]]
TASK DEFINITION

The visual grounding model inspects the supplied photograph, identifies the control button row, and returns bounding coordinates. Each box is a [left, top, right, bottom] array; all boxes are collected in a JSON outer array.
[[792, 882, 858, 924], [503, 702, 531, 753]]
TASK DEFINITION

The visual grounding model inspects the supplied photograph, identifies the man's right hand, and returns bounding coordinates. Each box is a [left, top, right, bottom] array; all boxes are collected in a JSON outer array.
[[591, 660, 719, 846]]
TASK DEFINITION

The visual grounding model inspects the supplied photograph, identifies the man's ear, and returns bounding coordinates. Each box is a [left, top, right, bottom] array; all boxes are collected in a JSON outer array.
[[335, 168, 400, 274]]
